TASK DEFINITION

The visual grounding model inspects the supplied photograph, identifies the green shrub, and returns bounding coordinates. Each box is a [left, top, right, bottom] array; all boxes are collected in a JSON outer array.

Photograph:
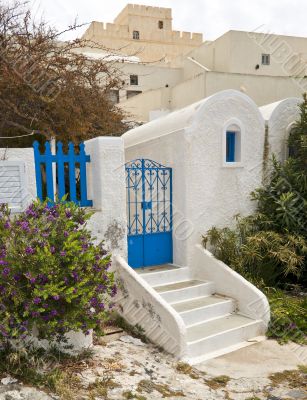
[[0, 200, 117, 343], [203, 215, 307, 286], [265, 288, 307, 344], [251, 157, 307, 238]]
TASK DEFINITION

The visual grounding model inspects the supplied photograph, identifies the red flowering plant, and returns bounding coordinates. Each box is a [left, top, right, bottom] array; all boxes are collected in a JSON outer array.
[[0, 200, 116, 343]]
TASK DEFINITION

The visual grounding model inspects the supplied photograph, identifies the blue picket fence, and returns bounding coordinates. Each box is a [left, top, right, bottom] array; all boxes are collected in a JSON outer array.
[[33, 141, 93, 207]]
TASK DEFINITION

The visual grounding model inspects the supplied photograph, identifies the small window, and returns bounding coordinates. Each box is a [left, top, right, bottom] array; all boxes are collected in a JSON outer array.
[[130, 75, 139, 86], [226, 131, 236, 162], [262, 54, 270, 65], [108, 90, 120, 105], [133, 30, 140, 40], [127, 90, 142, 99], [158, 20, 164, 29]]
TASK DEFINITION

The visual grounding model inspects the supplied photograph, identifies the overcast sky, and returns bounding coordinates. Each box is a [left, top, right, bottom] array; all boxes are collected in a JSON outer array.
[[28, 0, 307, 41]]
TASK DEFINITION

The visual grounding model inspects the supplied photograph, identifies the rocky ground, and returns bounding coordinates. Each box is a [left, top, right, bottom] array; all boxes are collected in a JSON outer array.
[[0, 334, 306, 400]]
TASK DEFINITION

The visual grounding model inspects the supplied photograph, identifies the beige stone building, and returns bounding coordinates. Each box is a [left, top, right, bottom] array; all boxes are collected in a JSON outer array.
[[80, 5, 307, 122], [82, 4, 203, 63], [118, 30, 307, 122]]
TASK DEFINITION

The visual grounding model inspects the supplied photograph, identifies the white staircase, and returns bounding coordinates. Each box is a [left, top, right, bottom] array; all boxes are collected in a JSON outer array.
[[138, 265, 265, 362]]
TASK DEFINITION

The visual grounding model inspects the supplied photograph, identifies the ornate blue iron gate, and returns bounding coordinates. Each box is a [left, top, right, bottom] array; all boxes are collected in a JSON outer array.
[[126, 159, 173, 268]]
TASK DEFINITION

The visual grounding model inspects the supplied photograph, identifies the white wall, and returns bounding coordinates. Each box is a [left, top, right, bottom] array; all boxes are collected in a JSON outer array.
[[260, 98, 301, 164], [124, 90, 265, 266], [120, 68, 304, 122], [85, 137, 127, 258], [0, 148, 36, 210], [125, 129, 189, 265]]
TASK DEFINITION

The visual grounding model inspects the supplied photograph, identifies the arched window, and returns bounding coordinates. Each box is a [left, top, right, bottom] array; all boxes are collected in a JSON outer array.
[[133, 30, 140, 40], [224, 123, 242, 165]]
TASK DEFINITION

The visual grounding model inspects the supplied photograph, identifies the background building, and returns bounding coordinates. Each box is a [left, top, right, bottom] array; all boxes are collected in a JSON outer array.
[[82, 4, 203, 63], [80, 5, 307, 122]]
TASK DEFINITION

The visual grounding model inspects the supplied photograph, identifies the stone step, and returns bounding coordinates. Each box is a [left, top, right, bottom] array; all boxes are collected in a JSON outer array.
[[153, 280, 215, 303], [186, 314, 264, 359], [171, 295, 236, 325], [139, 266, 190, 287]]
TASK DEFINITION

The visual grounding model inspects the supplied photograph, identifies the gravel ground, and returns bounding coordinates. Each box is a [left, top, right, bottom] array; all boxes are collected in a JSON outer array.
[[0, 335, 306, 400]]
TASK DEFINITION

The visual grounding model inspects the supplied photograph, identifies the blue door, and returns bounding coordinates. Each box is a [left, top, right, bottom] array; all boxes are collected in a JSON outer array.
[[126, 159, 173, 268]]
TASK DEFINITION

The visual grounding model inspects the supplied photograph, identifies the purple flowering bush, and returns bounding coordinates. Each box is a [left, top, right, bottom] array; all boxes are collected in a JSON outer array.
[[0, 200, 117, 342]]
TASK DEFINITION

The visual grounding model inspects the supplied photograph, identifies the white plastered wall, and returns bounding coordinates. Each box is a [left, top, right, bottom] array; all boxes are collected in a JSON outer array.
[[259, 98, 301, 163], [85, 137, 127, 259], [123, 90, 265, 266], [0, 147, 36, 209]]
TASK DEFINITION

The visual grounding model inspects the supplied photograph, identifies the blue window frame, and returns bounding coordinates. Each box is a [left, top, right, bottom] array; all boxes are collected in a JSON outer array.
[[226, 131, 236, 162]]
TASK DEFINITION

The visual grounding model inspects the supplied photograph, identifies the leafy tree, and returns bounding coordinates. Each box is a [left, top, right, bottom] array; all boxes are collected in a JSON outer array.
[[0, 1, 127, 147]]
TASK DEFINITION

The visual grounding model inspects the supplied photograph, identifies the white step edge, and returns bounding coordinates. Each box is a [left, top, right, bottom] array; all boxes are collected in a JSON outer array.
[[140, 267, 191, 287], [158, 281, 216, 303], [185, 312, 235, 329], [178, 299, 235, 326], [184, 336, 266, 365], [186, 319, 264, 359]]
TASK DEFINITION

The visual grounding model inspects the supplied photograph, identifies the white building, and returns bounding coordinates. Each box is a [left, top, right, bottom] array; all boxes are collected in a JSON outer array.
[[0, 90, 301, 361], [119, 29, 307, 122]]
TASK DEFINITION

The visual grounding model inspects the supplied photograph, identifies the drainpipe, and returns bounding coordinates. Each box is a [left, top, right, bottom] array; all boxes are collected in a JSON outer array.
[[186, 57, 211, 72], [186, 57, 210, 98]]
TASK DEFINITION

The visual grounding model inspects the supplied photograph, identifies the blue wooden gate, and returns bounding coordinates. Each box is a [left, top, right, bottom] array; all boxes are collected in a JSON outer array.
[[33, 141, 92, 207], [126, 159, 173, 268]]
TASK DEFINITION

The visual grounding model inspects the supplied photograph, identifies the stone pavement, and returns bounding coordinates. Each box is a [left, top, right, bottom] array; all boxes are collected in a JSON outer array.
[[0, 337, 306, 399]]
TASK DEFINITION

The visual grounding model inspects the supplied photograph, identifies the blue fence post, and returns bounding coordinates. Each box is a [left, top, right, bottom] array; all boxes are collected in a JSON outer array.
[[33, 141, 43, 201], [79, 143, 93, 207], [44, 141, 54, 202], [68, 142, 77, 203], [56, 142, 66, 201]]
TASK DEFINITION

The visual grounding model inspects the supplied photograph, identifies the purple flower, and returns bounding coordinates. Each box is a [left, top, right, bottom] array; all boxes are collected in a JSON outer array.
[[26, 208, 38, 218], [64, 277, 69, 285], [65, 210, 72, 218], [60, 251, 66, 257], [4, 221, 11, 229], [98, 302, 105, 310], [42, 232, 49, 237], [64, 231, 69, 237], [2, 267, 10, 276], [96, 284, 105, 292], [31, 311, 40, 318], [111, 285, 117, 297], [38, 274, 48, 284], [0, 260, 8, 266], [50, 310, 58, 317], [53, 295, 60, 301], [20, 221, 30, 232], [33, 297, 41, 305], [13, 274, 22, 282], [90, 297, 98, 307], [72, 271, 79, 281], [25, 246, 35, 255], [50, 246, 56, 254]]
